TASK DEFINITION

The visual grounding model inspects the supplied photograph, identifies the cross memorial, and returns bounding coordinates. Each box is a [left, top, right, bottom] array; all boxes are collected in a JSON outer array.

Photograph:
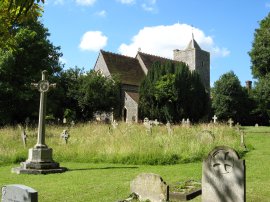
[[228, 118, 234, 128], [12, 70, 67, 174], [212, 115, 218, 124]]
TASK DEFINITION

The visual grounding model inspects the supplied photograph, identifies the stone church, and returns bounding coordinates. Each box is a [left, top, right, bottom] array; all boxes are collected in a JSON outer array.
[[93, 36, 210, 122]]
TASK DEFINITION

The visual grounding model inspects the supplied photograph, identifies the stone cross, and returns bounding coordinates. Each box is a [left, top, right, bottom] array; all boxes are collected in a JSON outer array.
[[228, 118, 234, 128], [31, 70, 56, 149], [212, 115, 218, 124]]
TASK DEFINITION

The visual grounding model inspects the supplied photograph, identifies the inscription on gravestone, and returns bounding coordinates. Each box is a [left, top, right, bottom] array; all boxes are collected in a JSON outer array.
[[202, 146, 246, 202]]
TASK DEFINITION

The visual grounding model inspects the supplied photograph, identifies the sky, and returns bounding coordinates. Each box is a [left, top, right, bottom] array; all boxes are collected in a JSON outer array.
[[42, 0, 270, 86]]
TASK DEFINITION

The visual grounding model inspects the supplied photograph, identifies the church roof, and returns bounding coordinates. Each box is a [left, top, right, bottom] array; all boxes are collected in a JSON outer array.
[[126, 91, 139, 103], [101, 50, 145, 86], [137, 52, 180, 70], [185, 35, 201, 50]]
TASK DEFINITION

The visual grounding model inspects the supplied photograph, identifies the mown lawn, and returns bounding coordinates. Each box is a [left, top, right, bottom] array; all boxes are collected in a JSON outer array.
[[0, 126, 269, 201]]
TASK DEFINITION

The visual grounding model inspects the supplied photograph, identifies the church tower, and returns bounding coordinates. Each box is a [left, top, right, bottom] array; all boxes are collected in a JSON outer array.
[[173, 34, 210, 91]]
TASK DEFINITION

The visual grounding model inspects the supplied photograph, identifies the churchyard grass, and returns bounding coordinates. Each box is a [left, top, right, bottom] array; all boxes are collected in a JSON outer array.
[[0, 123, 246, 165], [0, 125, 269, 201]]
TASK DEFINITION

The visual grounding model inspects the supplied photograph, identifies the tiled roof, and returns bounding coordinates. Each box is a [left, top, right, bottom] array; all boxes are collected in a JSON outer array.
[[126, 91, 139, 103], [101, 50, 145, 86], [137, 52, 182, 71]]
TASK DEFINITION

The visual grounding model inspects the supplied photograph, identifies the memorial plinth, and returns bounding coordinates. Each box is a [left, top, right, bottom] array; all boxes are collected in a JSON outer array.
[[12, 70, 67, 174]]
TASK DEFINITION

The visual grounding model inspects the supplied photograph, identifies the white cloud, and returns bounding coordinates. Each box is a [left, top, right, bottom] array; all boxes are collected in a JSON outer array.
[[95, 10, 107, 17], [79, 31, 108, 51], [141, 0, 157, 12], [116, 0, 136, 5], [118, 23, 230, 58], [76, 0, 96, 6]]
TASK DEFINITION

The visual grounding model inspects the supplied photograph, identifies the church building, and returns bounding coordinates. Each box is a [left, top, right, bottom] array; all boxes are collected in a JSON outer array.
[[93, 36, 210, 122]]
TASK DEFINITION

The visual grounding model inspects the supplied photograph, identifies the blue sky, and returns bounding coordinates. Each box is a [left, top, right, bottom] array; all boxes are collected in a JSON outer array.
[[42, 0, 270, 86]]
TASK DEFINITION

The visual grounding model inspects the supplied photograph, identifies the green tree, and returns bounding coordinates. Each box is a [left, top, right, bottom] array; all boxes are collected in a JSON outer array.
[[0, 0, 43, 49], [252, 74, 270, 125], [77, 70, 121, 120], [212, 71, 251, 124], [249, 12, 270, 78], [139, 61, 209, 122], [0, 20, 63, 125]]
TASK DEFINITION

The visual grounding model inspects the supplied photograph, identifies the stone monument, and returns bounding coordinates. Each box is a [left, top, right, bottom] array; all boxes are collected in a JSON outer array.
[[202, 146, 246, 202], [12, 70, 67, 174]]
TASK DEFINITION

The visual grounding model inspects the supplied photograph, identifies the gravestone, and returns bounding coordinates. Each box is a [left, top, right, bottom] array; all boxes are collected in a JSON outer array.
[[2, 184, 38, 202], [112, 120, 118, 129], [12, 70, 67, 174], [181, 118, 185, 125], [186, 118, 190, 126], [255, 123, 259, 127], [63, 118, 67, 124], [228, 118, 234, 128], [130, 173, 169, 202], [212, 115, 218, 124], [166, 121, 172, 135], [60, 129, 69, 144], [143, 117, 152, 134], [202, 146, 246, 202], [153, 119, 160, 126], [198, 130, 215, 144], [240, 130, 246, 149]]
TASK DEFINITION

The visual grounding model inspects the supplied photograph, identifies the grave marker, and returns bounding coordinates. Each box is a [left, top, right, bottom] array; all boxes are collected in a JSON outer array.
[[212, 115, 218, 124], [143, 117, 152, 134], [166, 121, 172, 135], [2, 184, 38, 202], [12, 70, 67, 174], [202, 146, 246, 202], [130, 173, 169, 202], [60, 129, 69, 144], [228, 118, 234, 128]]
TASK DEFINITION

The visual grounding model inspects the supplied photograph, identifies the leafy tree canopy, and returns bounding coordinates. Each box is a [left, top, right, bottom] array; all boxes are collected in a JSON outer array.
[[0, 0, 43, 49], [212, 71, 252, 124], [139, 61, 209, 123], [249, 12, 270, 78]]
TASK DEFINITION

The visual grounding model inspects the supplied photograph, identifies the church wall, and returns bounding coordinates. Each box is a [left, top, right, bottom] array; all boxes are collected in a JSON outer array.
[[94, 53, 111, 77], [173, 49, 196, 71], [124, 92, 138, 122]]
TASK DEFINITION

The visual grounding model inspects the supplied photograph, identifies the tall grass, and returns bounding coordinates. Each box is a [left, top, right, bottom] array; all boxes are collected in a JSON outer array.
[[0, 123, 247, 165]]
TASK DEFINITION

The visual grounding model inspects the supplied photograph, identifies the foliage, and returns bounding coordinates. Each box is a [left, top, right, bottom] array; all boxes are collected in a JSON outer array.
[[252, 74, 270, 125], [211, 71, 252, 124], [77, 70, 121, 120], [139, 61, 209, 123], [0, 20, 63, 125], [0, 0, 43, 49], [249, 13, 270, 78]]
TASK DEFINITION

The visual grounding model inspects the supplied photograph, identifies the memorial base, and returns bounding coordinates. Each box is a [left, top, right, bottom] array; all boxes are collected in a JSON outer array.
[[12, 147, 67, 174]]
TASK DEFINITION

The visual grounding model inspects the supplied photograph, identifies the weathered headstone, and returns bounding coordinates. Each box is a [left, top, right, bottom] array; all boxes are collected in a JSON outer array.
[[2, 184, 38, 202], [111, 120, 118, 129], [181, 118, 185, 125], [202, 146, 246, 202], [143, 117, 152, 134], [166, 121, 172, 135], [228, 118, 234, 128], [255, 123, 259, 127], [212, 115, 218, 124], [186, 118, 190, 126], [63, 118, 67, 124], [12, 70, 67, 174], [153, 119, 160, 126], [240, 130, 246, 149], [60, 129, 69, 144], [130, 173, 169, 202], [198, 130, 215, 144]]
